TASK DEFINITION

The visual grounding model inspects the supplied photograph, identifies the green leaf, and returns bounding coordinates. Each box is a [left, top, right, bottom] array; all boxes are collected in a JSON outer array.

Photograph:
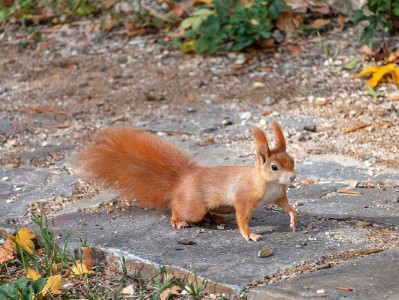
[[268, 0, 284, 20], [0, 283, 18, 300], [361, 16, 378, 47], [192, 8, 214, 18], [367, 87, 383, 98], [352, 10, 367, 23], [393, 7, 399, 16], [343, 59, 359, 70]]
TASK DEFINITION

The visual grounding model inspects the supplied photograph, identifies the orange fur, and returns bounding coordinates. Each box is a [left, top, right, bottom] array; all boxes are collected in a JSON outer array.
[[76, 127, 197, 210], [77, 123, 297, 241]]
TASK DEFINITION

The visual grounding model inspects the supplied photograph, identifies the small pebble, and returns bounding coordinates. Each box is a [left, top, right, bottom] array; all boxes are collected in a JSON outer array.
[[178, 238, 196, 245], [79, 82, 89, 88], [316, 289, 325, 294], [222, 120, 233, 126], [216, 224, 225, 230], [316, 263, 331, 270], [258, 248, 273, 258], [355, 221, 371, 228], [186, 107, 197, 113], [99, 64, 107, 72], [394, 196, 399, 203]]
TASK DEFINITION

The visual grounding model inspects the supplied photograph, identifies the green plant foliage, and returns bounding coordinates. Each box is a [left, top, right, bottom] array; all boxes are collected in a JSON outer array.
[[178, 0, 285, 55], [352, 0, 399, 47]]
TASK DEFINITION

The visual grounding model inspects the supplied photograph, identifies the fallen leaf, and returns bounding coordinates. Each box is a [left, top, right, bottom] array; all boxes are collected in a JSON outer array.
[[41, 274, 62, 296], [81, 247, 94, 271], [27, 267, 42, 280], [345, 123, 371, 133], [336, 286, 354, 292], [0, 239, 15, 264], [122, 284, 135, 295], [281, 44, 303, 54], [315, 98, 330, 106], [71, 260, 94, 276], [343, 59, 359, 70], [124, 20, 146, 37], [309, 19, 330, 29], [102, 14, 114, 32], [36, 40, 56, 52], [337, 15, 345, 31], [160, 285, 182, 300], [297, 178, 315, 185], [367, 87, 383, 98], [194, 0, 212, 4], [8, 228, 36, 253], [337, 189, 362, 195], [259, 38, 276, 51], [104, 0, 117, 9], [49, 153, 62, 161], [276, 10, 302, 32], [355, 64, 398, 88], [257, 67, 272, 72]]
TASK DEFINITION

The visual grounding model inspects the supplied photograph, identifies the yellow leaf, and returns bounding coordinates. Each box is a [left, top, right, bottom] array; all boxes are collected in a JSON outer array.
[[195, 0, 212, 4], [180, 40, 195, 53], [355, 64, 396, 88], [0, 239, 15, 264], [41, 274, 62, 296], [71, 260, 94, 276], [26, 267, 42, 280], [7, 228, 36, 253]]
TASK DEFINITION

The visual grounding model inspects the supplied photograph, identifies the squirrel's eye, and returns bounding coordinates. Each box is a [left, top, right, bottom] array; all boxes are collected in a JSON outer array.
[[271, 165, 278, 171]]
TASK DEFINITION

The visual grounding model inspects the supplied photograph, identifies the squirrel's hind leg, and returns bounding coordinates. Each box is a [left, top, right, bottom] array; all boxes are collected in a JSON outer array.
[[170, 212, 190, 228]]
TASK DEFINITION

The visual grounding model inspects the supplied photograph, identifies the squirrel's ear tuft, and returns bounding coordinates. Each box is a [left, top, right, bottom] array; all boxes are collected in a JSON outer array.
[[272, 121, 286, 151], [252, 128, 271, 165]]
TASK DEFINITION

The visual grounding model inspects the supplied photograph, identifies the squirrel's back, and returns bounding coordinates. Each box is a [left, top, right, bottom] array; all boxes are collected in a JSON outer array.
[[77, 127, 198, 210]]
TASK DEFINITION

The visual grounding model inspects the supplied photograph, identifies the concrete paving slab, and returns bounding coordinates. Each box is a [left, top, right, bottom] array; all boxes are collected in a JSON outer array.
[[289, 183, 346, 201], [51, 206, 371, 295], [298, 187, 399, 226], [248, 248, 399, 300], [0, 166, 78, 228], [296, 161, 399, 186]]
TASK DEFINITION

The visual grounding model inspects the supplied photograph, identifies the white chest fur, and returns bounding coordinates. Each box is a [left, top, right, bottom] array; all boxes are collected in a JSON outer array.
[[261, 182, 283, 205]]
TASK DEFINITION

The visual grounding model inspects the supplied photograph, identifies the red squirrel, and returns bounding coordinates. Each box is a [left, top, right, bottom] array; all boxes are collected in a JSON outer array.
[[77, 121, 297, 241]]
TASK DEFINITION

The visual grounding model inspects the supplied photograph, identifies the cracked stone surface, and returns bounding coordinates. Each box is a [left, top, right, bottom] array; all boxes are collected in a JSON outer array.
[[1, 112, 399, 297], [248, 248, 399, 300], [0, 165, 78, 228]]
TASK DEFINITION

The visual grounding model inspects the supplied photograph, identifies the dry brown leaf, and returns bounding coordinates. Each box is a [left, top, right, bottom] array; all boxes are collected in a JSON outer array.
[[309, 19, 330, 29], [337, 189, 362, 195], [316, 99, 330, 106], [276, 10, 298, 32], [0, 239, 15, 264], [36, 40, 56, 52], [122, 284, 135, 295], [160, 286, 182, 300], [337, 15, 345, 31], [104, 0, 117, 9], [257, 67, 272, 72], [81, 246, 94, 270], [259, 38, 276, 51], [336, 286, 354, 292], [103, 14, 114, 32], [297, 178, 315, 186], [345, 123, 371, 133], [281, 44, 303, 54], [124, 20, 146, 37], [49, 153, 62, 161]]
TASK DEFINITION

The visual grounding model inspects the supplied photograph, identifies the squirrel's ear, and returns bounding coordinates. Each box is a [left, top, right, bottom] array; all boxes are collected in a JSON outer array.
[[272, 121, 286, 151], [259, 144, 267, 165], [252, 128, 271, 165]]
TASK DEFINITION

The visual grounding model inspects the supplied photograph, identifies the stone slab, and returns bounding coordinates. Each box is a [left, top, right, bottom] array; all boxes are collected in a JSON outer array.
[[298, 187, 399, 226], [296, 161, 399, 186], [248, 248, 399, 300], [51, 206, 371, 293], [0, 166, 78, 228]]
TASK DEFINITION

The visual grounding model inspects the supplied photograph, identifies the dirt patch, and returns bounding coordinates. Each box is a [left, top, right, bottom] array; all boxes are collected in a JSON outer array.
[[1, 25, 398, 172]]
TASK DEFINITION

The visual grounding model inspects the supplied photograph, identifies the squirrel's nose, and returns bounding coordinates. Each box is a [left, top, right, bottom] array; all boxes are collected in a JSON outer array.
[[290, 175, 296, 182]]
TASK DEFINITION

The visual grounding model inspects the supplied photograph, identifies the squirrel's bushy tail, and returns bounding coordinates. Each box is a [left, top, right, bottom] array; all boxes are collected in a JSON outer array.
[[77, 128, 197, 210]]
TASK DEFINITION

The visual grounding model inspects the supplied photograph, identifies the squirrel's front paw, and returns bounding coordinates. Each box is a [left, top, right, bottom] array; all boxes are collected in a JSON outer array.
[[244, 233, 261, 241]]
